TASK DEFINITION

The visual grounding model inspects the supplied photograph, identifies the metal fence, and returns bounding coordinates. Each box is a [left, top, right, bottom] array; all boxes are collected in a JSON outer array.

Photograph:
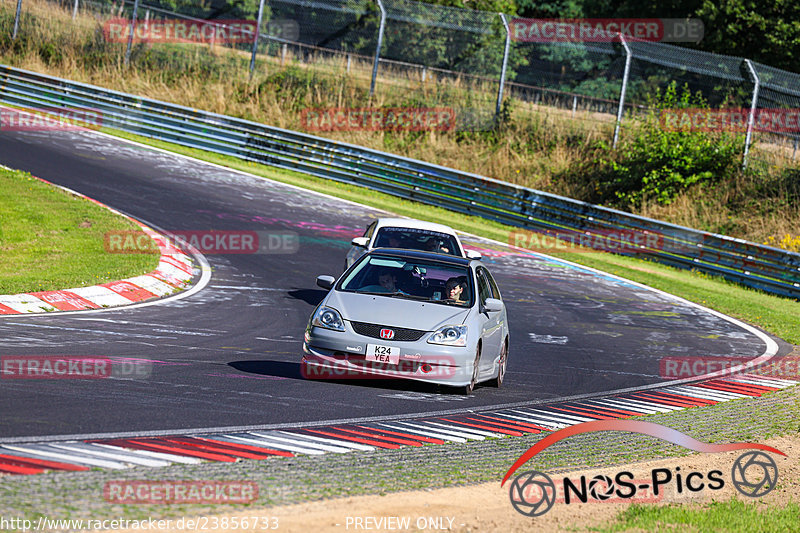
[[7, 0, 800, 165], [1, 64, 798, 299]]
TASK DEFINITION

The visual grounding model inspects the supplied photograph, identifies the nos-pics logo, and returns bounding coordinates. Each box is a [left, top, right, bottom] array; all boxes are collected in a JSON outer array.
[[502, 420, 783, 517]]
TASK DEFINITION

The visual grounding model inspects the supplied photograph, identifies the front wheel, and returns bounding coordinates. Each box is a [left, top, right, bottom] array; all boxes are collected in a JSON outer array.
[[488, 340, 508, 388], [461, 347, 481, 395]]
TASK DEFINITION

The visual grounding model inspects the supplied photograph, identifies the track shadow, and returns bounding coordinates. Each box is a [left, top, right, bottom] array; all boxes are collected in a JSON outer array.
[[229, 360, 303, 379], [286, 288, 327, 307]]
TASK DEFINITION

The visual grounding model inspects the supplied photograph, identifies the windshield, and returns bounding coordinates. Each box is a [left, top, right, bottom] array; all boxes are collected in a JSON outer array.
[[339, 255, 473, 307], [373, 227, 461, 257]]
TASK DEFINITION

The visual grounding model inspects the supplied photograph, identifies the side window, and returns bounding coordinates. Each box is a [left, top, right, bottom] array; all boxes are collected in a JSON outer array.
[[484, 269, 501, 300], [363, 221, 377, 242], [476, 269, 491, 303]]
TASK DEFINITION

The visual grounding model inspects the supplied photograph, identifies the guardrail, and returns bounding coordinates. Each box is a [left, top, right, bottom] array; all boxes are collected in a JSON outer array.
[[1, 63, 799, 299]]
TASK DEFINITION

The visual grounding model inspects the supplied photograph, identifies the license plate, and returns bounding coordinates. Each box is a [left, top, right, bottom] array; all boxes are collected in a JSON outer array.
[[366, 344, 400, 365]]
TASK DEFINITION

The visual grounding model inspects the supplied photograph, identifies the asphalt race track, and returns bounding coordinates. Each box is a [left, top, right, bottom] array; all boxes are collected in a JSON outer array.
[[0, 128, 783, 439]]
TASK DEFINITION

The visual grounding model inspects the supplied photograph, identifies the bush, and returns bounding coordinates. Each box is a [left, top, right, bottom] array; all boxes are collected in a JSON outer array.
[[589, 83, 746, 208]]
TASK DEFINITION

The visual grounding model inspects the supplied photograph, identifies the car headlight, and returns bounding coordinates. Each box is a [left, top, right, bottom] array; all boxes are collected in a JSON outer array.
[[428, 325, 467, 346], [311, 306, 345, 332]]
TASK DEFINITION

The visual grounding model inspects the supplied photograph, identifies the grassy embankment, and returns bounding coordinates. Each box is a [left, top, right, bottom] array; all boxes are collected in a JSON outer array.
[[0, 0, 798, 340], [0, 168, 158, 294]]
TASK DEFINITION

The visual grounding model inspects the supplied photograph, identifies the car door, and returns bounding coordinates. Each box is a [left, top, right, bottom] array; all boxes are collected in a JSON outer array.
[[476, 267, 502, 374], [484, 267, 507, 350]]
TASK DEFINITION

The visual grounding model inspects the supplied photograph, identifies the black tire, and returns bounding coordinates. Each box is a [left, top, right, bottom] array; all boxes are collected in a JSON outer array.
[[461, 346, 481, 395], [488, 340, 508, 388]]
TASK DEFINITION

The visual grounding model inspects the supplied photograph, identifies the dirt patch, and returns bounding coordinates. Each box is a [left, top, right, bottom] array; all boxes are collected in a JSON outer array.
[[107, 433, 799, 533]]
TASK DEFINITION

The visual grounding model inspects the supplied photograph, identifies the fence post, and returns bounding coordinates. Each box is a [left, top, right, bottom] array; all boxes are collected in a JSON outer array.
[[495, 13, 511, 118], [250, 0, 267, 78], [369, 0, 386, 98], [612, 33, 631, 149], [72, 0, 79, 20], [742, 59, 760, 169], [124, 0, 140, 67], [12, 0, 22, 40]]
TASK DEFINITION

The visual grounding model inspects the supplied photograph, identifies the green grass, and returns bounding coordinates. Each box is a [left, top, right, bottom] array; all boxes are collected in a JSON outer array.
[[0, 168, 159, 294], [103, 128, 800, 345], [596, 500, 800, 533]]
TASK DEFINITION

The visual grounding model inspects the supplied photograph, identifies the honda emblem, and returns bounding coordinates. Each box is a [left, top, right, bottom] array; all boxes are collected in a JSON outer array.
[[380, 328, 395, 340]]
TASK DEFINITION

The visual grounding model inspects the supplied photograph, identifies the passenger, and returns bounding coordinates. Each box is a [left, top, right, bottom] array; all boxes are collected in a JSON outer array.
[[445, 276, 468, 305]]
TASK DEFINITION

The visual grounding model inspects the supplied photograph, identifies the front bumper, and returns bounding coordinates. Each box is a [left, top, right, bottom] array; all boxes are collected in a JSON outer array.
[[302, 324, 475, 386]]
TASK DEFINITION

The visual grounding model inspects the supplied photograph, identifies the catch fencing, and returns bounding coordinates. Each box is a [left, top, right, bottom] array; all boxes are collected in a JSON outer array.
[[5, 0, 800, 164]]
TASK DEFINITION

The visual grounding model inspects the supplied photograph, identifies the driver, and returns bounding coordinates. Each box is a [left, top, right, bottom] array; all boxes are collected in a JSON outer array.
[[378, 271, 401, 292]]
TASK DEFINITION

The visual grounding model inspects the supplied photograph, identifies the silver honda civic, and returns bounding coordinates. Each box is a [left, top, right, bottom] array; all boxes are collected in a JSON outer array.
[[302, 248, 509, 394]]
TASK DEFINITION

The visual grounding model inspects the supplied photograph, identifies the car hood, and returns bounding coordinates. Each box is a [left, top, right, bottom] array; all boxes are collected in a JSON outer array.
[[327, 290, 470, 331]]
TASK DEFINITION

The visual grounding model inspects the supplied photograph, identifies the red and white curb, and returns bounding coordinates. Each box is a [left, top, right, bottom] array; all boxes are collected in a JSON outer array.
[[0, 175, 200, 315], [0, 374, 794, 475]]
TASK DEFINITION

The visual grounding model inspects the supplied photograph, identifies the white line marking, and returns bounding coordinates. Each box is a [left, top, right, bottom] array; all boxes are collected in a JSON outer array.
[[514, 407, 595, 423], [376, 422, 467, 443], [494, 411, 566, 429], [247, 431, 352, 453], [91, 443, 201, 464], [416, 421, 496, 439], [48, 443, 170, 467], [215, 434, 326, 455], [1, 445, 128, 469], [275, 430, 374, 451]]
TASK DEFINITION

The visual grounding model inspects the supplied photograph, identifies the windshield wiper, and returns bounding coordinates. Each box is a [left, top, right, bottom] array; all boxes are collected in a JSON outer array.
[[354, 290, 428, 301], [354, 290, 393, 295], [388, 292, 429, 301]]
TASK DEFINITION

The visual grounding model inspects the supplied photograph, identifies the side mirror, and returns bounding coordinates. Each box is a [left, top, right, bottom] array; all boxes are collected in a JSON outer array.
[[483, 298, 503, 313], [316, 275, 335, 290], [466, 250, 482, 260], [351, 237, 369, 248]]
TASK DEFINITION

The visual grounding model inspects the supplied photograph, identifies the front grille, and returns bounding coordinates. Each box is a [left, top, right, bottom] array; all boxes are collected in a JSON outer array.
[[350, 321, 427, 342]]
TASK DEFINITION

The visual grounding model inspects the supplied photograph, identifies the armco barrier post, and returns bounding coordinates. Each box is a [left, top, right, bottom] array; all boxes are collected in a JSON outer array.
[[369, 0, 386, 98], [250, 0, 267, 78], [743, 59, 760, 169], [612, 33, 631, 149], [496, 13, 511, 118], [12, 0, 22, 40], [124, 0, 140, 68]]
